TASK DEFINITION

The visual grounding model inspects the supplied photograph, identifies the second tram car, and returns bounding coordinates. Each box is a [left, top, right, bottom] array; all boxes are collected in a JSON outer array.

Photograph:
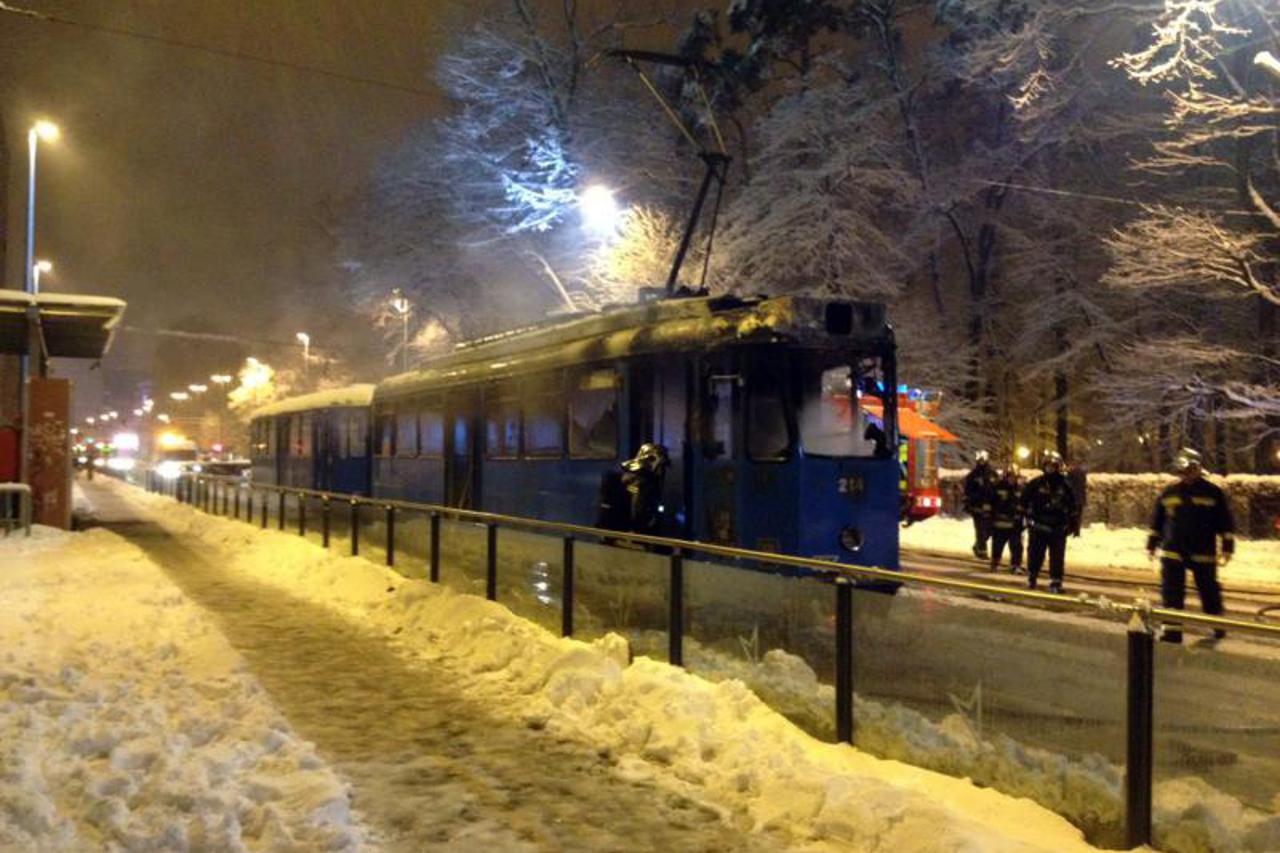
[[249, 385, 374, 495], [250, 295, 904, 569]]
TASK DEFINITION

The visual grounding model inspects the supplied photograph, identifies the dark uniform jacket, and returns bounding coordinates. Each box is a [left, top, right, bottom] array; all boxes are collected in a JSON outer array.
[[1147, 477, 1235, 565], [988, 479, 1023, 530], [963, 464, 995, 514], [1020, 472, 1078, 536]]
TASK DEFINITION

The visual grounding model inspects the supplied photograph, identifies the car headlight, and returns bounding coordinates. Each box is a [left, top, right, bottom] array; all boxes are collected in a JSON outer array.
[[157, 461, 183, 480]]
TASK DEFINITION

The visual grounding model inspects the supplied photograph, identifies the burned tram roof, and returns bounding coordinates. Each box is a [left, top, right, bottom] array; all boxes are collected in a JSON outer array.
[[375, 295, 891, 403]]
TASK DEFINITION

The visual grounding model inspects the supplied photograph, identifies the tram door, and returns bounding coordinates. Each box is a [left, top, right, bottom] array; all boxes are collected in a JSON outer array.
[[628, 359, 690, 537], [697, 355, 742, 546], [445, 391, 481, 508]]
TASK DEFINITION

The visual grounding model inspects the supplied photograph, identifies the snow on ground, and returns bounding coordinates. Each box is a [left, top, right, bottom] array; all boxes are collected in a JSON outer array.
[[0, 524, 369, 850], [902, 517, 1280, 590], [86, 478, 1112, 853]]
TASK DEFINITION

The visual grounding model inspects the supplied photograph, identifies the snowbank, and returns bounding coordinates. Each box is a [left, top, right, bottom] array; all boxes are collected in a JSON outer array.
[[99, 479, 1109, 853], [0, 525, 369, 850], [902, 517, 1280, 590]]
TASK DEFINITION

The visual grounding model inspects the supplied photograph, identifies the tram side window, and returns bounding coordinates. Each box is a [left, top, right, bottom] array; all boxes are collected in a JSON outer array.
[[284, 416, 298, 457], [266, 418, 277, 458], [747, 381, 790, 461], [349, 412, 369, 459], [524, 385, 564, 458], [418, 403, 444, 458], [486, 387, 521, 459], [374, 409, 395, 458], [396, 408, 418, 457], [569, 369, 618, 459], [703, 376, 736, 459], [299, 413, 314, 457], [799, 359, 891, 458]]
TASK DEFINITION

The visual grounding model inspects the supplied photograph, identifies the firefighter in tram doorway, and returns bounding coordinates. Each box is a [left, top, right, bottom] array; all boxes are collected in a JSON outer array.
[[1146, 448, 1234, 644], [596, 443, 670, 536], [963, 451, 995, 559], [987, 465, 1024, 574], [1021, 451, 1079, 593]]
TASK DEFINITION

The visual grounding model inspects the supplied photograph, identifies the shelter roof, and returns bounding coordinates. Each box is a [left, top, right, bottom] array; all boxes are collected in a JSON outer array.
[[0, 291, 127, 359]]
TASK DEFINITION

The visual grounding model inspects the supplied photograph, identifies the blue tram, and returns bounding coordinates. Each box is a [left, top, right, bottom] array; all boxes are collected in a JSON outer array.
[[250, 295, 901, 569], [248, 385, 374, 495]]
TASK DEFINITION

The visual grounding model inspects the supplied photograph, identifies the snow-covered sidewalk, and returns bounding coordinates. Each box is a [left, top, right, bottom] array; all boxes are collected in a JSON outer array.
[[903, 517, 1280, 590], [0, 525, 368, 849], [74, 477, 1113, 853]]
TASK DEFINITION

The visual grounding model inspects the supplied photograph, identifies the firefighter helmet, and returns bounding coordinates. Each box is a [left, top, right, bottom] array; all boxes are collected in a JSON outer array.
[[1173, 448, 1203, 473]]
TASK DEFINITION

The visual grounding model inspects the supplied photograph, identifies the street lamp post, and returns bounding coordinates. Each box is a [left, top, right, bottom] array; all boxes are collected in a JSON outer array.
[[210, 374, 233, 452], [25, 121, 58, 295], [18, 120, 59, 486], [32, 260, 52, 294], [390, 289, 412, 373], [296, 332, 311, 382]]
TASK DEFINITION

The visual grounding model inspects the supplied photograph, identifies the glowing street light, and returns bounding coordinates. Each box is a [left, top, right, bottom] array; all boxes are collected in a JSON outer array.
[[157, 413, 171, 424], [578, 185, 621, 235], [170, 391, 189, 402], [210, 374, 233, 385], [296, 332, 311, 379], [1015, 445, 1031, 462], [188, 384, 208, 394], [32, 259, 52, 293], [390, 288, 412, 373]]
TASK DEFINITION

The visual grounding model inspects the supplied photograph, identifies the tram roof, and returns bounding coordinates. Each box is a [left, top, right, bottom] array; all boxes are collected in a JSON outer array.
[[375, 294, 890, 403], [250, 384, 376, 420]]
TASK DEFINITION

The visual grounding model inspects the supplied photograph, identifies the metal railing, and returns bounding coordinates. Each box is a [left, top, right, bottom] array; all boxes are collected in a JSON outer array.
[[145, 469, 1280, 850]]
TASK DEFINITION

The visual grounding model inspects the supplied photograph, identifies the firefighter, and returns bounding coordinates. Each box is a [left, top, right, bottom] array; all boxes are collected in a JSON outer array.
[[1021, 451, 1078, 593], [963, 451, 995, 559], [987, 465, 1024, 574], [621, 442, 669, 534], [1146, 448, 1234, 644]]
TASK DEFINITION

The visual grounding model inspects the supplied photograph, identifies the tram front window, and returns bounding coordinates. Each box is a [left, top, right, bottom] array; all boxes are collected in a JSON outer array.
[[800, 358, 891, 458]]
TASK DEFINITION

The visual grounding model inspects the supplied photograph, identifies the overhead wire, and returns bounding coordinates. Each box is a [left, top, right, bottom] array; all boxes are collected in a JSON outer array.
[[0, 1, 436, 99]]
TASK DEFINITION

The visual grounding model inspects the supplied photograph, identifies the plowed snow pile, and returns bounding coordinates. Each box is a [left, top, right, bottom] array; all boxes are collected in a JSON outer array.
[[99, 479, 1108, 853], [0, 526, 369, 850]]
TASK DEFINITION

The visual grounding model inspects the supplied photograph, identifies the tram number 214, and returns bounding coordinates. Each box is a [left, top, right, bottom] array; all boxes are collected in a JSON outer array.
[[836, 474, 865, 498]]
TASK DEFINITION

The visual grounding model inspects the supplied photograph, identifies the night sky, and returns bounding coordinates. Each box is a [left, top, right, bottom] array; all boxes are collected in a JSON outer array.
[[0, 1, 473, 399]]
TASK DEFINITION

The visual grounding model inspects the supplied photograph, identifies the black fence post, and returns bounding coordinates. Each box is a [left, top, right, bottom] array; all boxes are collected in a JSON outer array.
[[298, 493, 307, 536], [221, 482, 229, 516], [260, 489, 268, 528], [277, 490, 286, 531], [321, 497, 331, 548], [350, 501, 360, 556], [234, 484, 241, 520], [385, 505, 396, 567], [562, 536, 575, 637], [668, 548, 684, 667], [485, 523, 498, 601], [835, 579, 855, 744], [1125, 614, 1156, 849], [429, 512, 440, 582]]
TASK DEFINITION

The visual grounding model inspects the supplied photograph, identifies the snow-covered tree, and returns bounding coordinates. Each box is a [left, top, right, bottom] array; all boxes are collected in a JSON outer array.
[[1103, 0, 1280, 469], [339, 1, 692, 341]]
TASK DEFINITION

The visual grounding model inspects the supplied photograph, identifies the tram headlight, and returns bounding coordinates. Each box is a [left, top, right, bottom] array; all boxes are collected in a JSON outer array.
[[839, 526, 864, 552]]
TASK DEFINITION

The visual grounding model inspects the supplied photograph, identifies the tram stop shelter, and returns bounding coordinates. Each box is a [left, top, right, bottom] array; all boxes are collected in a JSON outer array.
[[0, 291, 126, 529]]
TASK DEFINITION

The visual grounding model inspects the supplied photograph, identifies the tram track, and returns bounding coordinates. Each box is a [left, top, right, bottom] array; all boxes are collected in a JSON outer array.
[[900, 546, 1280, 626]]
